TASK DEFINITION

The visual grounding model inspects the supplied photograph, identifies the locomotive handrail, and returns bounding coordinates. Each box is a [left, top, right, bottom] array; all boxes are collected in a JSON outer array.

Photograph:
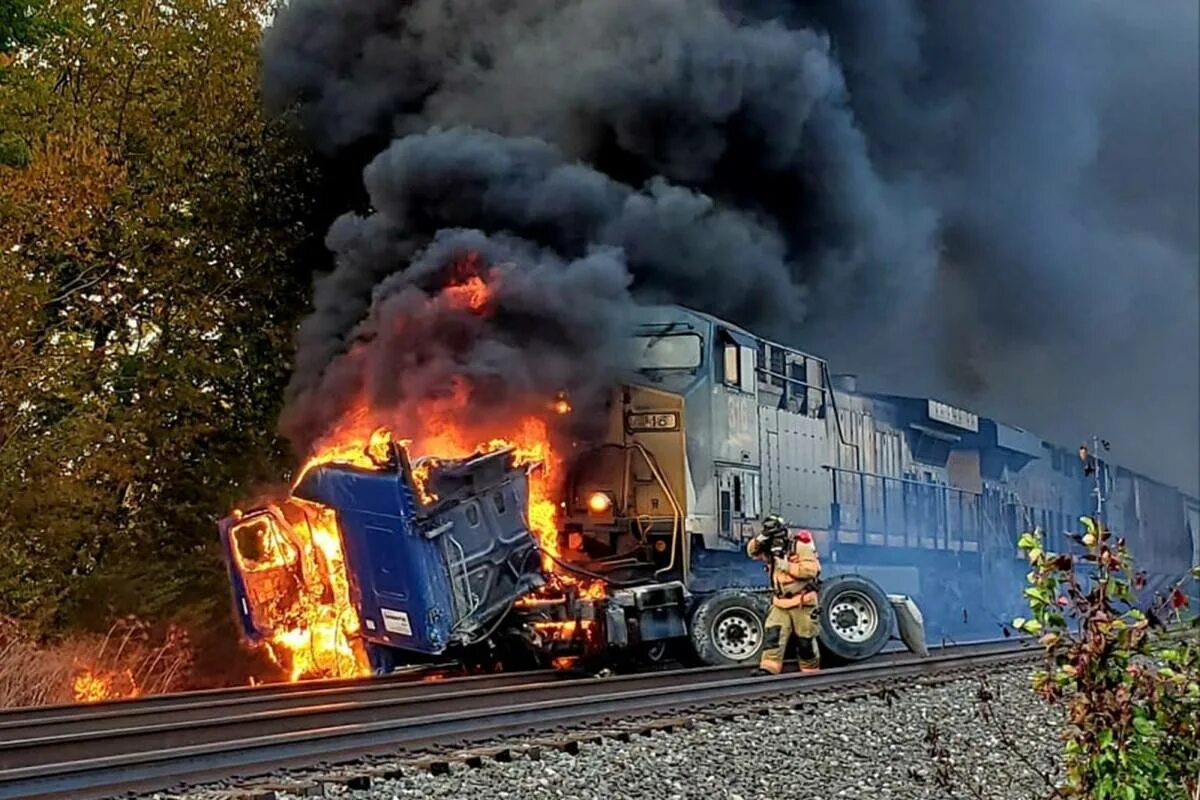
[[753, 365, 827, 395], [823, 465, 984, 496], [825, 465, 995, 552], [822, 361, 862, 472], [630, 442, 686, 585]]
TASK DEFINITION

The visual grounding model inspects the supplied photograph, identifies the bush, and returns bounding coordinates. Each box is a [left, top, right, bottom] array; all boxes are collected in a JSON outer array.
[[1014, 518, 1199, 799], [0, 616, 192, 707]]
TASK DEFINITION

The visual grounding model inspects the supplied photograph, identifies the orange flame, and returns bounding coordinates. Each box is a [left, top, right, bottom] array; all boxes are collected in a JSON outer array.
[[229, 500, 370, 681], [445, 274, 490, 311], [241, 254, 602, 681], [72, 669, 139, 703], [266, 501, 368, 681], [72, 671, 112, 703]]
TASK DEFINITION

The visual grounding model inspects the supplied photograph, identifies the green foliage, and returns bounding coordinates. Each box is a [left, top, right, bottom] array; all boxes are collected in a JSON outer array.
[[0, 0, 67, 166], [0, 0, 64, 54], [1016, 519, 1200, 799], [0, 0, 320, 637]]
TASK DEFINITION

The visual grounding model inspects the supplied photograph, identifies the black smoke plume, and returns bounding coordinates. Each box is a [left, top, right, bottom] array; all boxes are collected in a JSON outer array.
[[278, 128, 804, 448], [267, 0, 1198, 493]]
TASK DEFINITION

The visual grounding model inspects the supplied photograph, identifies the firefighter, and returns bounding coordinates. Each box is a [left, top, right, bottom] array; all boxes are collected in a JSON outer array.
[[746, 515, 821, 674]]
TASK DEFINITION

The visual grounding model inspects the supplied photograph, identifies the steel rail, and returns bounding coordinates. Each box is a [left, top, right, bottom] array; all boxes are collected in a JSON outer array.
[[0, 667, 561, 740], [0, 642, 994, 759], [0, 640, 1037, 800], [0, 661, 517, 723]]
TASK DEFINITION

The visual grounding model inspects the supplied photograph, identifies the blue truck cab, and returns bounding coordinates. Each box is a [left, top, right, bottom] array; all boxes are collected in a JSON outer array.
[[220, 448, 547, 672]]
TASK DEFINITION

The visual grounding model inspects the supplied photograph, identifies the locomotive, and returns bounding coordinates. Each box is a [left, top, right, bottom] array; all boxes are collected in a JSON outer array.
[[220, 304, 1198, 675]]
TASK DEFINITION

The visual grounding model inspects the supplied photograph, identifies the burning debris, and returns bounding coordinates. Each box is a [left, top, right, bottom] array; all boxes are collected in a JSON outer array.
[[224, 254, 617, 681], [226, 498, 368, 680], [70, 666, 146, 703], [68, 620, 192, 703], [226, 413, 604, 681], [0, 616, 192, 706]]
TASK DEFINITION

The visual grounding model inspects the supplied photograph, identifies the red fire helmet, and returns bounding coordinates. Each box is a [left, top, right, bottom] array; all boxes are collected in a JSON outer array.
[[794, 529, 813, 543]]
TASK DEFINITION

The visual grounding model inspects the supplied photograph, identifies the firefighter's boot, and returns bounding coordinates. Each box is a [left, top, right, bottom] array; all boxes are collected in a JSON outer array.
[[792, 609, 820, 671], [795, 606, 821, 672]]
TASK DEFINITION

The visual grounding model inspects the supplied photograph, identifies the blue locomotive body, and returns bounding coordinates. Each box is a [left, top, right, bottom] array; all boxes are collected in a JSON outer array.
[[581, 305, 1198, 644]]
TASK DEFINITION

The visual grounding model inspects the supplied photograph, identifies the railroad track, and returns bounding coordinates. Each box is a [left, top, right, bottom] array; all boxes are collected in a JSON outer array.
[[0, 665, 561, 739], [0, 661, 464, 724], [0, 639, 1037, 800]]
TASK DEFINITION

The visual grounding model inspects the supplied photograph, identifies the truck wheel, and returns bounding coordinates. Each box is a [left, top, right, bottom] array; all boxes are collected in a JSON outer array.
[[689, 590, 766, 666], [819, 575, 894, 662]]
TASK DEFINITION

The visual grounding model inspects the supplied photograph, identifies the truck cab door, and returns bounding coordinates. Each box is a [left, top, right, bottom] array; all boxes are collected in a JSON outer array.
[[220, 508, 303, 643]]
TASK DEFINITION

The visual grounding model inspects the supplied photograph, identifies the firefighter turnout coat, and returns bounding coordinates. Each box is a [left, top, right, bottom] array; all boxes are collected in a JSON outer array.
[[746, 532, 821, 673]]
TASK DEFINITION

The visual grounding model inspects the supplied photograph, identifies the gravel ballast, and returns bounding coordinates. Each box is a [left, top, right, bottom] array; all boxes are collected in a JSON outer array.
[[155, 666, 1063, 800]]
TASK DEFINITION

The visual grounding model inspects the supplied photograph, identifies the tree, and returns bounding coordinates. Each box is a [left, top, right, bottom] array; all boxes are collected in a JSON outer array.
[[0, 0, 319, 641], [1, 0, 61, 53], [1, 0, 66, 165]]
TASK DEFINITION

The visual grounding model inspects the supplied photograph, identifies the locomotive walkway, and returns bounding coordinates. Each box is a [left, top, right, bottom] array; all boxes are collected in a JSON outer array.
[[0, 640, 1036, 800]]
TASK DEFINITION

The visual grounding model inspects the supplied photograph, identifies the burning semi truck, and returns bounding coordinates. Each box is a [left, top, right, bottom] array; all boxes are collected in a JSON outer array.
[[220, 305, 930, 680]]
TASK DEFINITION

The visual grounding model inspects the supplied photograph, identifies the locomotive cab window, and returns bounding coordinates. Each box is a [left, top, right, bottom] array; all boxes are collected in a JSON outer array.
[[722, 342, 738, 386], [719, 329, 756, 393]]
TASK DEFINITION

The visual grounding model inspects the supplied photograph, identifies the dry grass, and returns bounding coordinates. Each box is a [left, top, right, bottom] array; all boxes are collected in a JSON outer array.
[[0, 616, 193, 708]]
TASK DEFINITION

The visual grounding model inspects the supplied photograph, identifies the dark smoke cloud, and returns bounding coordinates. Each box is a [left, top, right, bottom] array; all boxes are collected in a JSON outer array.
[[263, 0, 936, 325], [361, 129, 801, 323], [791, 0, 1199, 492], [267, 0, 1198, 493], [281, 127, 809, 449], [279, 226, 634, 449]]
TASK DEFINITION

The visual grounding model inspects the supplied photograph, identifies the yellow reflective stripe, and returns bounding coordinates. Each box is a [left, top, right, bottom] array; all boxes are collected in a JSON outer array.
[[786, 557, 819, 580], [773, 578, 812, 595]]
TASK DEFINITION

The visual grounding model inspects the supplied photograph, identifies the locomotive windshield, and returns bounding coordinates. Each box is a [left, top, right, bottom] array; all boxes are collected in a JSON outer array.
[[629, 332, 702, 371]]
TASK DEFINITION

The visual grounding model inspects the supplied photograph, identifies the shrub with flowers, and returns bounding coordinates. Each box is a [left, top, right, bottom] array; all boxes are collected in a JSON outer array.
[[1014, 517, 1199, 799]]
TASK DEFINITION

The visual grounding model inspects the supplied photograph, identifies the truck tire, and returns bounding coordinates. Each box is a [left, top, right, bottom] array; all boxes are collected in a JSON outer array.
[[688, 590, 767, 666], [819, 575, 894, 662]]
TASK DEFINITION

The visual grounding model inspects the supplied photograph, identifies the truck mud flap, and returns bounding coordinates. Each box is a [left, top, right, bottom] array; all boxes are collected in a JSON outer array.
[[888, 594, 929, 657]]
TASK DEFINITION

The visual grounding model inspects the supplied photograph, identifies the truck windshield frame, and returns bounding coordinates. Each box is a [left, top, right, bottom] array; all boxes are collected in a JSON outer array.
[[630, 333, 703, 371]]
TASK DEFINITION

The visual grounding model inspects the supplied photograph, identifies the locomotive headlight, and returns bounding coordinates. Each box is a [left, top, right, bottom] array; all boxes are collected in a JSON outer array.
[[587, 492, 613, 514]]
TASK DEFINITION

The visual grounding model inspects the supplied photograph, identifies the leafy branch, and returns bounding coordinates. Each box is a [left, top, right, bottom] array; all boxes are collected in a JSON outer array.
[[1014, 519, 1199, 799]]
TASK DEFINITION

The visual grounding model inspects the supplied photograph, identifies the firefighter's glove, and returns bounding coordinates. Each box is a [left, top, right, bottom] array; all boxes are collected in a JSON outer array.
[[753, 533, 770, 546]]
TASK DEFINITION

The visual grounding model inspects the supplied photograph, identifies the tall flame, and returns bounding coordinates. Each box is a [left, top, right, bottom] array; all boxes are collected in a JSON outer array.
[[242, 256, 602, 681], [229, 499, 371, 681], [272, 501, 367, 681]]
